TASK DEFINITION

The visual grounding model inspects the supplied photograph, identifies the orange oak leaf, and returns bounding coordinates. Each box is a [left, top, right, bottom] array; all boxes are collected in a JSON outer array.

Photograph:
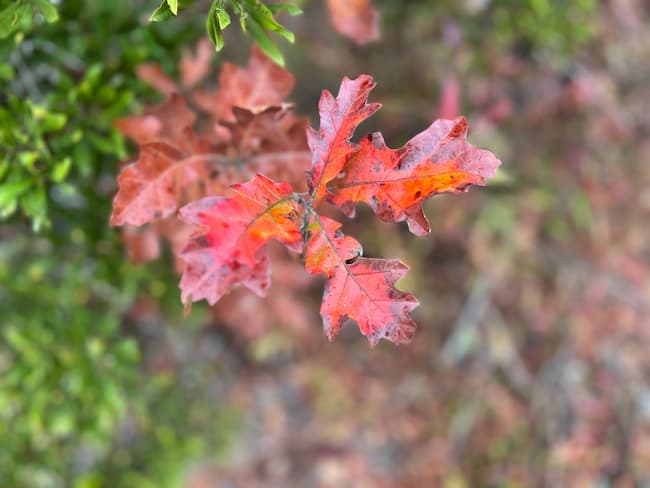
[[193, 46, 295, 122], [110, 136, 224, 227], [305, 214, 418, 346], [178, 174, 304, 305], [326, 116, 502, 235], [326, 0, 381, 45], [307, 74, 380, 199]]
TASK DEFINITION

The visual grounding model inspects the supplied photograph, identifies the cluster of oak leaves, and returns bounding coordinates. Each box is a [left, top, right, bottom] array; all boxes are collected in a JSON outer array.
[[109, 41, 501, 346]]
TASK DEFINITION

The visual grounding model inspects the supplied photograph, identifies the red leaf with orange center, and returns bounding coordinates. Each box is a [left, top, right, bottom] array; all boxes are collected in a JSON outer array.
[[326, 116, 502, 235], [178, 174, 304, 306]]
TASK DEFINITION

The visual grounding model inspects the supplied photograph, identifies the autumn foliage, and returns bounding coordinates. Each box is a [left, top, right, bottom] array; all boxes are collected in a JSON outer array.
[[110, 43, 501, 346]]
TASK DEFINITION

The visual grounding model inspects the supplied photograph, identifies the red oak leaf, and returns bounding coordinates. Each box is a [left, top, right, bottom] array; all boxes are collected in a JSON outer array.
[[193, 46, 295, 122], [304, 215, 361, 275], [178, 174, 304, 305], [326, 116, 502, 235], [225, 106, 311, 188], [110, 136, 226, 227], [114, 94, 197, 147], [305, 214, 418, 346], [326, 0, 381, 45], [307, 75, 380, 198]]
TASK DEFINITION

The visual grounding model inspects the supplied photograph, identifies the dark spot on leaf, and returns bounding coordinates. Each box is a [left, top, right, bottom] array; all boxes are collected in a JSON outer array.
[[448, 119, 467, 138]]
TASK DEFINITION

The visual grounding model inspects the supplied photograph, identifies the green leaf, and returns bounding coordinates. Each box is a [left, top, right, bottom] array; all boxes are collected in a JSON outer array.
[[207, 10, 225, 51], [232, 0, 248, 32], [246, 17, 284, 66], [30, 103, 67, 131], [250, 4, 295, 43], [20, 185, 48, 231], [0, 0, 31, 39], [149, 0, 173, 22], [18, 151, 39, 170], [150, 0, 193, 21], [42, 112, 67, 132], [216, 7, 231, 29], [267, 3, 303, 16], [51, 157, 72, 183], [0, 179, 32, 213], [34, 0, 59, 23], [0, 62, 15, 80]]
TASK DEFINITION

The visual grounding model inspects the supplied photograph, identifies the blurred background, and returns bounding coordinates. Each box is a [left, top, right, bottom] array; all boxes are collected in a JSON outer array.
[[1, 0, 650, 486]]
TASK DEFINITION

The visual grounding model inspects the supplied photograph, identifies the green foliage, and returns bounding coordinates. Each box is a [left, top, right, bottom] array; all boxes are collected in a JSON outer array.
[[0, 235, 140, 486], [0, 0, 59, 40], [90, 373, 240, 487], [0, 233, 239, 486], [151, 0, 303, 66]]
